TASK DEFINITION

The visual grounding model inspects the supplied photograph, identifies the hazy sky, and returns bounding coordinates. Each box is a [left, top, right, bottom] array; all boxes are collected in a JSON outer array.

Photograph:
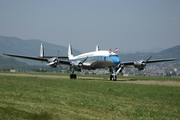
[[0, 0, 180, 53]]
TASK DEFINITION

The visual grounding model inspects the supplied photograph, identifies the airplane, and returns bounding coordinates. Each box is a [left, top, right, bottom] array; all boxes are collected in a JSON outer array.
[[3, 43, 177, 81]]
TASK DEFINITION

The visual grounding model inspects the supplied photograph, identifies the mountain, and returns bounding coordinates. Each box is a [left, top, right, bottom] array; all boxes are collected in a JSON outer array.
[[138, 47, 164, 53], [0, 35, 179, 66], [119, 45, 180, 63], [0, 36, 81, 64], [155, 45, 180, 60], [0, 36, 81, 56], [118, 52, 155, 61], [0, 56, 28, 69]]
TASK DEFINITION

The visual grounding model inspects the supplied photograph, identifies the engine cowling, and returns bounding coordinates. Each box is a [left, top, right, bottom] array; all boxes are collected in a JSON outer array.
[[71, 61, 83, 71], [134, 60, 146, 70], [47, 57, 59, 68]]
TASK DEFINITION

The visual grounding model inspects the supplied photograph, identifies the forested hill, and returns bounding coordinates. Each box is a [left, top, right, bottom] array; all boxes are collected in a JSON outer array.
[[0, 56, 28, 69], [118, 45, 180, 62], [155, 45, 180, 60], [0, 36, 81, 56]]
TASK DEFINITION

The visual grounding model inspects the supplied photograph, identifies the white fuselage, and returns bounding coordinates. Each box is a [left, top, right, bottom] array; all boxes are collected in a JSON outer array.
[[69, 50, 121, 70]]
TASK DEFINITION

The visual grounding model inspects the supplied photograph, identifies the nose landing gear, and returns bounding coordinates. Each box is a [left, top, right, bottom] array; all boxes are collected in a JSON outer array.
[[110, 63, 124, 81], [110, 74, 117, 81]]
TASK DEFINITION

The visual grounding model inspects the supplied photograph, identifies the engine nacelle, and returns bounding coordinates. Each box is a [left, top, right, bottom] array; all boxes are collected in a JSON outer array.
[[134, 60, 146, 70], [70, 61, 83, 71], [48, 57, 58, 68]]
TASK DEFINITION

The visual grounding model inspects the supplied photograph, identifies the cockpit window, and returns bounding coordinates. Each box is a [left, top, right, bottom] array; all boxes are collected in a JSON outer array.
[[109, 55, 118, 57]]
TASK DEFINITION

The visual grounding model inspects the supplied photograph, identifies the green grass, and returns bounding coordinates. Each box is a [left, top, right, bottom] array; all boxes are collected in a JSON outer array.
[[118, 75, 180, 82], [0, 73, 180, 120]]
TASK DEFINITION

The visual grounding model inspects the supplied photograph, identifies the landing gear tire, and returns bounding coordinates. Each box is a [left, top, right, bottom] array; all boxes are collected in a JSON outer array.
[[110, 75, 117, 81], [70, 74, 77, 79]]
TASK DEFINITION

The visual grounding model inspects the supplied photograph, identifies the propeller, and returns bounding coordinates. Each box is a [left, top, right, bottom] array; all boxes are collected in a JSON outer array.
[[70, 56, 88, 72], [143, 56, 152, 69], [82, 56, 88, 64], [46, 50, 63, 69], [80, 56, 88, 73], [79, 56, 88, 70], [134, 56, 152, 70], [57, 50, 64, 70], [143, 56, 152, 66]]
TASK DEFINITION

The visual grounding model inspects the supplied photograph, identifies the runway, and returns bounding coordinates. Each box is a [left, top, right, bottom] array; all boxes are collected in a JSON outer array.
[[0, 72, 180, 86]]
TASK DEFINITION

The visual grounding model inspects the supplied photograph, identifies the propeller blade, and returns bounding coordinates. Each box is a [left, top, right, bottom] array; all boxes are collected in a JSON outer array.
[[146, 56, 152, 62], [46, 62, 55, 66], [82, 56, 88, 63], [57, 50, 59, 59], [59, 64, 63, 70], [80, 57, 88, 73]]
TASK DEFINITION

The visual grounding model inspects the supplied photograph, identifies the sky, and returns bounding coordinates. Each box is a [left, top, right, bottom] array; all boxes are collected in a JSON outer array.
[[0, 0, 180, 53]]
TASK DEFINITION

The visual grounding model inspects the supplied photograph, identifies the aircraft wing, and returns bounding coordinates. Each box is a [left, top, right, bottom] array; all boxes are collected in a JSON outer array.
[[3, 53, 71, 66], [146, 58, 177, 63], [41, 56, 68, 60], [121, 61, 135, 67], [3, 53, 49, 62], [122, 58, 177, 68]]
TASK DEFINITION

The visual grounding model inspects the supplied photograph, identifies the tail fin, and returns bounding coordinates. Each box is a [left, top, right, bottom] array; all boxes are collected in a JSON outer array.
[[40, 43, 44, 58], [68, 44, 73, 59], [96, 45, 100, 51]]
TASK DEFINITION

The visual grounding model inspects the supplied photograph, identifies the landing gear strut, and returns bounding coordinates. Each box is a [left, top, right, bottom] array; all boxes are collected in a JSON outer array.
[[70, 68, 77, 79], [110, 63, 124, 81]]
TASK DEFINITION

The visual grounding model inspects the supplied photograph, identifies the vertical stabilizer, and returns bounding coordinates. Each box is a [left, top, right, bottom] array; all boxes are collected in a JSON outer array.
[[68, 44, 73, 59], [40, 43, 44, 58], [96, 45, 100, 51]]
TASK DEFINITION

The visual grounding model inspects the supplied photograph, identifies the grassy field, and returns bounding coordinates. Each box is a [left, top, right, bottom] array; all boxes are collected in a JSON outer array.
[[0, 73, 180, 120]]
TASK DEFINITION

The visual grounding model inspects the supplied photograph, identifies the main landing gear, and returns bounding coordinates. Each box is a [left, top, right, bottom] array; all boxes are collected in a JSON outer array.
[[70, 74, 77, 79], [70, 68, 77, 79]]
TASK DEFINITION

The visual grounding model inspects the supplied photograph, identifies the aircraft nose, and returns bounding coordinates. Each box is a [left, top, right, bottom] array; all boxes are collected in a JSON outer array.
[[111, 57, 120, 65]]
